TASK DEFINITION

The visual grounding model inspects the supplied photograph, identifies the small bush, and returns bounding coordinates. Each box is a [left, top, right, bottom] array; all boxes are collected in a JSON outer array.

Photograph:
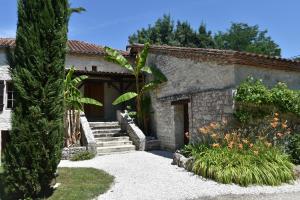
[[191, 145, 295, 186], [286, 133, 300, 164], [70, 151, 96, 161]]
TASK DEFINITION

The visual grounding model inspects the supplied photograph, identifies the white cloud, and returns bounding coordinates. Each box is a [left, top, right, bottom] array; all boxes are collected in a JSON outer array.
[[0, 28, 16, 38]]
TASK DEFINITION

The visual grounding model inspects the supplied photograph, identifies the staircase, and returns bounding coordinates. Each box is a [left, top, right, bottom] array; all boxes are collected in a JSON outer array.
[[89, 121, 136, 155]]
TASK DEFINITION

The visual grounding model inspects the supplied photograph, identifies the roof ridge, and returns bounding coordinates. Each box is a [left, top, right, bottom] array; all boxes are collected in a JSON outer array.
[[129, 43, 300, 63], [0, 38, 128, 56]]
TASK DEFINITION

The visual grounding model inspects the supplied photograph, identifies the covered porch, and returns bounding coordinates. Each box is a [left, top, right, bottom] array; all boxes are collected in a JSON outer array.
[[75, 70, 136, 122]]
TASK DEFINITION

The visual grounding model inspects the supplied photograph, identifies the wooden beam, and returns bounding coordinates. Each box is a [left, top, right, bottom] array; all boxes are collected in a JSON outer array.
[[171, 99, 190, 105]]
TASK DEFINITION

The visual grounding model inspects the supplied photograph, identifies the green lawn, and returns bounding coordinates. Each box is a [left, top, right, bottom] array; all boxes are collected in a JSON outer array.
[[0, 167, 114, 200]]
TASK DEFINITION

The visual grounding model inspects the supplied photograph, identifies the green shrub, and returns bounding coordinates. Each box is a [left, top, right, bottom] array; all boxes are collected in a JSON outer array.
[[234, 77, 300, 164], [70, 151, 96, 161], [181, 144, 208, 158], [286, 133, 300, 164], [192, 145, 295, 186], [234, 77, 300, 123]]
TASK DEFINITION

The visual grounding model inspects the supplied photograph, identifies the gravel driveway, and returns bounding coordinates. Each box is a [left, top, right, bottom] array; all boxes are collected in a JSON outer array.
[[59, 151, 300, 200]]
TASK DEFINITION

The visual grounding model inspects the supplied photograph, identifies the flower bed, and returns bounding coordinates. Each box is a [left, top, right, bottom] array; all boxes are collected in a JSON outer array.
[[178, 113, 297, 186]]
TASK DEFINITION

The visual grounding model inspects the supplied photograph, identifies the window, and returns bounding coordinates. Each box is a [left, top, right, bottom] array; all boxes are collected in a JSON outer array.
[[6, 82, 14, 109]]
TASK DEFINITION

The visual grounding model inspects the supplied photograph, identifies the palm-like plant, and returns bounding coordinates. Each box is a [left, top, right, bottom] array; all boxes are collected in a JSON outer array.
[[64, 66, 102, 147], [104, 43, 167, 131]]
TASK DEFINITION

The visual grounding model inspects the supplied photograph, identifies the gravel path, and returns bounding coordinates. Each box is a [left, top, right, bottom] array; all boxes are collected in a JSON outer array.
[[59, 151, 300, 200]]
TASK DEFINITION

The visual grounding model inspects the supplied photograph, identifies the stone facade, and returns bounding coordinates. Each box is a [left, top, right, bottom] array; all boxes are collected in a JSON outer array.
[[0, 50, 131, 132], [145, 51, 300, 151]]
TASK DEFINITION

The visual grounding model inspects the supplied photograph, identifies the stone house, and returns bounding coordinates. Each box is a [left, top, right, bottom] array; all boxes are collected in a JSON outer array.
[[129, 44, 300, 151], [0, 38, 135, 152], [1, 38, 300, 153]]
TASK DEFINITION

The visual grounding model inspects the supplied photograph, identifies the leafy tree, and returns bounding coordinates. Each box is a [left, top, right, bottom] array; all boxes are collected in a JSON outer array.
[[129, 15, 215, 48], [214, 23, 281, 56], [129, 14, 175, 45], [129, 16, 281, 56], [3, 0, 80, 198], [174, 21, 198, 47], [104, 43, 167, 132], [196, 23, 215, 48], [64, 67, 102, 147]]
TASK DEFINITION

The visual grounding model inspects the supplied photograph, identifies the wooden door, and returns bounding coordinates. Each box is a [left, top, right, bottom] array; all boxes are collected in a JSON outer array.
[[84, 82, 104, 121]]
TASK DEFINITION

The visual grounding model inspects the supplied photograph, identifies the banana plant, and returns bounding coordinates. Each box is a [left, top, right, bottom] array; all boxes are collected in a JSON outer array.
[[64, 66, 102, 147], [104, 43, 167, 131]]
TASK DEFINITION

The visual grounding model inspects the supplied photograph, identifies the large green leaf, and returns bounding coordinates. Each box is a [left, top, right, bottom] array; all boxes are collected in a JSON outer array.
[[78, 98, 103, 106], [71, 75, 88, 87], [140, 66, 152, 74], [112, 92, 138, 105], [136, 43, 150, 73], [151, 66, 167, 83], [104, 47, 134, 72], [65, 66, 75, 85], [141, 82, 157, 94]]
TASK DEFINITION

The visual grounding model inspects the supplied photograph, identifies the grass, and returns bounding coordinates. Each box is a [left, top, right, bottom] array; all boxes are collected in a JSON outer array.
[[0, 167, 114, 200], [184, 144, 295, 186], [70, 151, 96, 161]]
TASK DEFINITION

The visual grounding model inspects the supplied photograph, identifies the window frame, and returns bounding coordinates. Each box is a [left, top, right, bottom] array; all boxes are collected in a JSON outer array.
[[5, 81, 14, 110]]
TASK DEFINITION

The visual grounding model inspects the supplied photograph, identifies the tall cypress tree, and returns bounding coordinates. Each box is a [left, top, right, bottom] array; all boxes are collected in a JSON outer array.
[[4, 0, 70, 197]]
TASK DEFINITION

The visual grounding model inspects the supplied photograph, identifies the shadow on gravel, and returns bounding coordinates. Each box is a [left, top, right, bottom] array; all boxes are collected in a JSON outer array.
[[148, 150, 173, 159]]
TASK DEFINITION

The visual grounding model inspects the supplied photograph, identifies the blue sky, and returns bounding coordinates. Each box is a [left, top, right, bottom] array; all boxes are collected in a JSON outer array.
[[0, 0, 299, 58]]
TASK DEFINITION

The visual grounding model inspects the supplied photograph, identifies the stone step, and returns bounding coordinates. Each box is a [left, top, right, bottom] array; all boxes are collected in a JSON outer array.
[[93, 132, 126, 138], [96, 140, 133, 147], [97, 145, 136, 154], [89, 122, 119, 129], [95, 136, 130, 142], [92, 128, 121, 134]]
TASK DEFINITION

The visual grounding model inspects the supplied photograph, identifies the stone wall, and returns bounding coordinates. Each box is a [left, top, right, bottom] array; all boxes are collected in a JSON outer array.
[[189, 89, 234, 142], [117, 111, 146, 151], [234, 64, 300, 90], [61, 146, 88, 160], [147, 52, 300, 151]]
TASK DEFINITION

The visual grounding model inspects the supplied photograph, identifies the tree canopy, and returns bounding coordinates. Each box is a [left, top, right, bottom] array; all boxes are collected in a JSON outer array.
[[129, 15, 281, 57], [214, 23, 281, 56]]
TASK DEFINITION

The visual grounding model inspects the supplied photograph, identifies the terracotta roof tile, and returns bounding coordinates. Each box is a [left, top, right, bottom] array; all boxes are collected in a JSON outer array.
[[0, 38, 128, 56], [129, 44, 300, 72]]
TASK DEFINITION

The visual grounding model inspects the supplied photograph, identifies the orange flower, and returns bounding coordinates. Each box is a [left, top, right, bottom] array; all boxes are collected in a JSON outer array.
[[274, 113, 279, 117], [282, 121, 288, 129], [228, 142, 234, 149], [238, 143, 243, 149], [211, 133, 218, 139], [198, 127, 208, 134], [242, 139, 249, 144], [224, 134, 230, 142], [253, 150, 259, 155], [212, 143, 220, 148], [270, 122, 278, 128], [273, 117, 279, 122], [210, 122, 218, 129], [264, 142, 272, 148]]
